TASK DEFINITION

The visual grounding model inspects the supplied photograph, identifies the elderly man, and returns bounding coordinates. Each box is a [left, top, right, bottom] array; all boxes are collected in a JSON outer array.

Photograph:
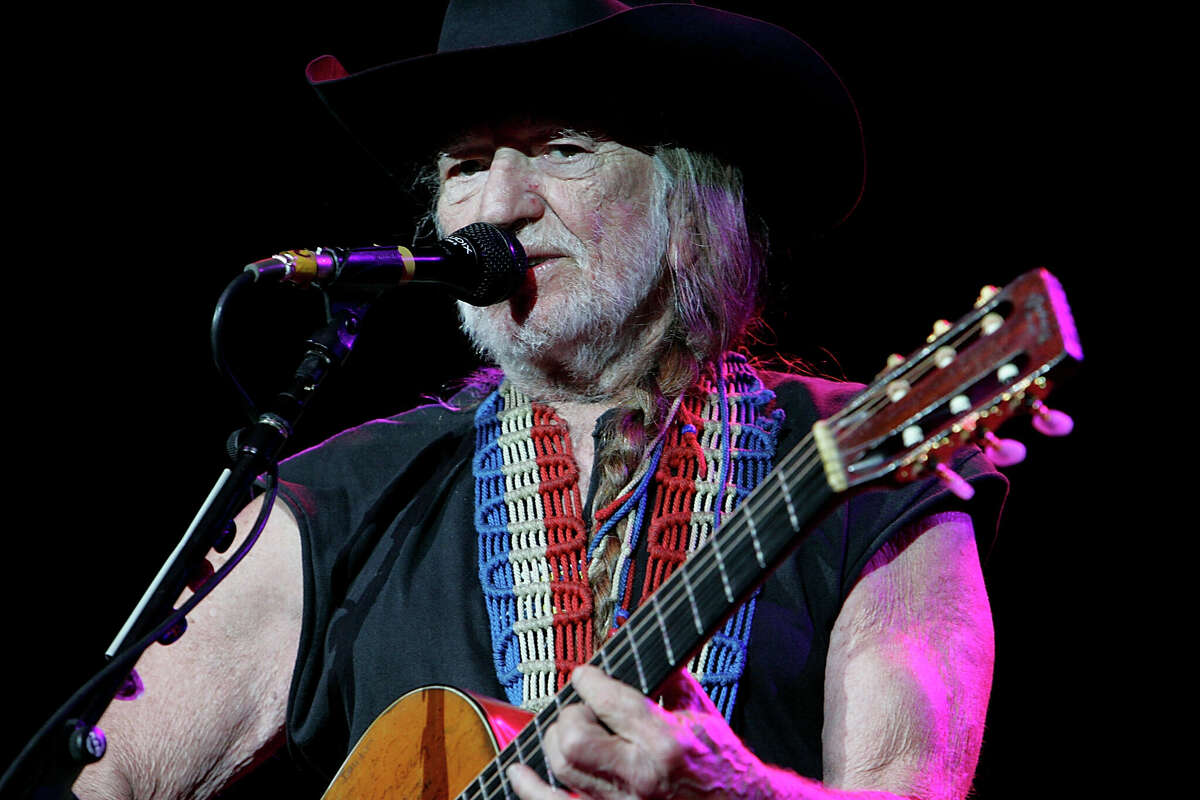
[[74, 2, 1004, 799]]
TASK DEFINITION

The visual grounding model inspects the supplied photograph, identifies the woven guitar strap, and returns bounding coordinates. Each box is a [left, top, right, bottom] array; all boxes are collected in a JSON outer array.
[[473, 353, 782, 719]]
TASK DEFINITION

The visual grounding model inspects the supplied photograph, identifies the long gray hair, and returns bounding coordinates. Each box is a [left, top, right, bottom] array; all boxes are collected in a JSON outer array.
[[590, 146, 769, 641], [654, 147, 766, 368]]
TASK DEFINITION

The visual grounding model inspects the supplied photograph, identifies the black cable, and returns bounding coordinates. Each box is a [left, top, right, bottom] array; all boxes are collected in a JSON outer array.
[[211, 272, 259, 422]]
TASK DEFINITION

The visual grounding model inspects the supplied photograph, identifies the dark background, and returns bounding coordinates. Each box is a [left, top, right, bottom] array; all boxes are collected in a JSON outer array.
[[6, 4, 1121, 797]]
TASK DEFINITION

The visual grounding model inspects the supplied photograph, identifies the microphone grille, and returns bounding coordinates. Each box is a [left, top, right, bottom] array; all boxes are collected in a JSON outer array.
[[453, 222, 528, 306]]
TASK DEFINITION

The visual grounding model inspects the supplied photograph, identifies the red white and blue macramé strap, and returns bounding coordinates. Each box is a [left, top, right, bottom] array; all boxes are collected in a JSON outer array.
[[473, 354, 782, 718], [473, 389, 594, 711]]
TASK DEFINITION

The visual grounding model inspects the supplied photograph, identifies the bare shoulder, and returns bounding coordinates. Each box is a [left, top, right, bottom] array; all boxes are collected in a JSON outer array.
[[823, 512, 994, 800], [839, 512, 991, 636], [198, 494, 305, 638], [75, 496, 304, 799]]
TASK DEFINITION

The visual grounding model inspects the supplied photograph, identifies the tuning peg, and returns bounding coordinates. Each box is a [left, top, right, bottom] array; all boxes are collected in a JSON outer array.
[[934, 345, 956, 368], [926, 319, 952, 343], [975, 285, 1001, 308], [1030, 400, 1074, 437], [935, 463, 976, 500], [887, 379, 911, 402], [981, 311, 1005, 335], [876, 353, 906, 380], [982, 432, 1027, 466]]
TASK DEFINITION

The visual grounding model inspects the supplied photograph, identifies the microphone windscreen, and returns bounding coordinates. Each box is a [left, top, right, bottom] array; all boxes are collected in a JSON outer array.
[[450, 222, 528, 306]]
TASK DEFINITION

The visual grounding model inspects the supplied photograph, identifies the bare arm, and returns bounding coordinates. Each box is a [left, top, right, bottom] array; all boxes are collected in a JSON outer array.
[[508, 513, 994, 800], [820, 512, 994, 800], [73, 495, 304, 800]]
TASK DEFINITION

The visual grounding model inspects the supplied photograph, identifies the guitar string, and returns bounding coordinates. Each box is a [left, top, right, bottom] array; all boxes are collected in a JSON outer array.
[[839, 316, 987, 424], [825, 315, 993, 459], [460, 312, 1003, 796], [459, 435, 828, 798]]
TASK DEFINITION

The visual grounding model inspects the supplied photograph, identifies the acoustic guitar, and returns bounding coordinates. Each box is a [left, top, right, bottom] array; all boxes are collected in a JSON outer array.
[[321, 268, 1082, 799]]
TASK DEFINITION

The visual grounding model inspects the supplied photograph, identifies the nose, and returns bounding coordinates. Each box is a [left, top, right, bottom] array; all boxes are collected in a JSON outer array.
[[476, 148, 545, 231]]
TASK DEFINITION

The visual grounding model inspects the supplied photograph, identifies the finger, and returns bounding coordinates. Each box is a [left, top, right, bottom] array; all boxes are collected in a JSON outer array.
[[559, 667, 679, 795], [570, 665, 665, 738], [507, 763, 581, 800], [542, 701, 637, 798]]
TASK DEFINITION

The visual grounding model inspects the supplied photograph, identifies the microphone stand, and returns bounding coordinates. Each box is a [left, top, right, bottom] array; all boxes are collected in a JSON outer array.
[[2, 289, 371, 800]]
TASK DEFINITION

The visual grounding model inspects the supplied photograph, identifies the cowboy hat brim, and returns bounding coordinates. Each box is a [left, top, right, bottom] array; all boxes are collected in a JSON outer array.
[[307, 4, 865, 231]]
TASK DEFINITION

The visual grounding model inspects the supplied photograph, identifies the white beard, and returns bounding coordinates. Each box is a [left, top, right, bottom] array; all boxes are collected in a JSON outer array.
[[457, 199, 671, 402]]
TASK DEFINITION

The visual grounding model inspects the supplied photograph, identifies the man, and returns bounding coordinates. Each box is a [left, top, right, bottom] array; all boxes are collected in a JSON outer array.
[[75, 2, 1005, 798]]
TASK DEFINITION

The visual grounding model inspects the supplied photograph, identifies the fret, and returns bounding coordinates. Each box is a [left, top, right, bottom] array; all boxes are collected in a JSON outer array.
[[681, 568, 704, 634], [472, 770, 487, 800], [651, 593, 676, 665], [599, 643, 613, 676], [627, 630, 649, 693], [745, 511, 767, 568], [776, 470, 800, 531], [531, 713, 557, 789], [496, 759, 514, 800], [502, 737, 526, 797], [711, 533, 735, 603], [511, 732, 527, 766]]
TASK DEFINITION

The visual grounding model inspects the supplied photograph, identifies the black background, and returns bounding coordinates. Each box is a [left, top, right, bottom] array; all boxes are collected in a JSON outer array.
[[6, 4, 1123, 797]]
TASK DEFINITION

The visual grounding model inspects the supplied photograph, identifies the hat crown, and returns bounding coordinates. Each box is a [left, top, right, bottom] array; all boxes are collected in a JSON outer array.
[[438, 0, 633, 52], [309, 1, 864, 231]]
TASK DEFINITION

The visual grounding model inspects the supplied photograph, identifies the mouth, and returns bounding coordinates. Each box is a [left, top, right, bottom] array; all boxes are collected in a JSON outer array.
[[525, 254, 565, 269], [510, 266, 538, 323]]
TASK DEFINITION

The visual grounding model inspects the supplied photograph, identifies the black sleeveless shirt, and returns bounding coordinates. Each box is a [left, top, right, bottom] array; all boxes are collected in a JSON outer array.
[[271, 374, 1006, 784]]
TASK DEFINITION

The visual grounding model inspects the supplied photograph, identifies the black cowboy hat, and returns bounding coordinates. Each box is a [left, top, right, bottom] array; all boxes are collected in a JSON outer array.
[[307, 1, 865, 231]]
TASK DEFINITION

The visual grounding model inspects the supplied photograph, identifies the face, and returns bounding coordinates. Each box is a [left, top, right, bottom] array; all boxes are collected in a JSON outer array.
[[436, 119, 669, 391]]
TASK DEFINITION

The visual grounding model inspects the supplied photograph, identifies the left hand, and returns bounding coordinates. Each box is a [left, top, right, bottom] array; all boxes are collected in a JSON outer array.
[[507, 665, 770, 799]]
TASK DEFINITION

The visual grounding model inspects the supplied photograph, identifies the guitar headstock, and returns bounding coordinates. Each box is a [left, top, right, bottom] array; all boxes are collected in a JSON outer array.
[[813, 268, 1082, 495]]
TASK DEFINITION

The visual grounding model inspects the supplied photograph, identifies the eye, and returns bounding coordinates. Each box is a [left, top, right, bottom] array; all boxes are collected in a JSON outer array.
[[443, 157, 488, 180], [544, 143, 589, 161]]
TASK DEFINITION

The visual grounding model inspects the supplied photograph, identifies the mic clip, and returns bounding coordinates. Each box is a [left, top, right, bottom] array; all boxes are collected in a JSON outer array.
[[244, 249, 336, 287]]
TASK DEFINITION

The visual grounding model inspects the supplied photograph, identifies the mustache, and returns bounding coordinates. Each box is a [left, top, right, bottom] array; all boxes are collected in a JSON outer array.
[[515, 228, 584, 260]]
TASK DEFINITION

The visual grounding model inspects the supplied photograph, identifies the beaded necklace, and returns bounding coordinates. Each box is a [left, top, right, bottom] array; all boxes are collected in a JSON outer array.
[[472, 354, 782, 718]]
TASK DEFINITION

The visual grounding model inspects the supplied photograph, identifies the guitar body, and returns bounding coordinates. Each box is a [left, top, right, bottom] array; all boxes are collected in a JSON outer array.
[[322, 686, 532, 800]]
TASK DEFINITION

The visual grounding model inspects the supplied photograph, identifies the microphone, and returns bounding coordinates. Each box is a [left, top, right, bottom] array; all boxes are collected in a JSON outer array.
[[244, 222, 528, 306]]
